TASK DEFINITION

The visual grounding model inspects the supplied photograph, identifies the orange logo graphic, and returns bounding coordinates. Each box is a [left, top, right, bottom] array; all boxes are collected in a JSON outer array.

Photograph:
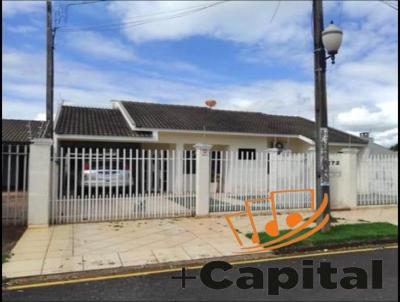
[[225, 189, 329, 253]]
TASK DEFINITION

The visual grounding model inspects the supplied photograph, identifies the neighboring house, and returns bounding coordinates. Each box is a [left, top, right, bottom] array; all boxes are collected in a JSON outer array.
[[53, 100, 368, 154], [358, 132, 397, 156], [2, 119, 47, 145], [2, 119, 48, 191]]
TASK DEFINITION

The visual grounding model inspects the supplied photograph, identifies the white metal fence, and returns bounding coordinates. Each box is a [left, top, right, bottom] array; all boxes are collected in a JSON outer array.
[[357, 154, 398, 206], [51, 148, 196, 224], [209, 150, 315, 212], [2, 144, 29, 225]]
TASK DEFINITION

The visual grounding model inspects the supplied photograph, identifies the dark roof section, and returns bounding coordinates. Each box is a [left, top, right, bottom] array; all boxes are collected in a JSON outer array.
[[120, 101, 367, 144], [2, 119, 47, 143], [55, 106, 152, 138]]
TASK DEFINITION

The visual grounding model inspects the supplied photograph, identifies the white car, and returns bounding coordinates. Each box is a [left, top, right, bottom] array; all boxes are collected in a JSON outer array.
[[82, 161, 132, 188]]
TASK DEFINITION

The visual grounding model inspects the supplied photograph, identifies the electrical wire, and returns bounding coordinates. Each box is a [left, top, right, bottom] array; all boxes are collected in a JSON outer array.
[[58, 1, 228, 32], [379, 0, 398, 11], [270, 0, 282, 23], [65, 0, 105, 7], [59, 1, 227, 32], [64, 0, 107, 25]]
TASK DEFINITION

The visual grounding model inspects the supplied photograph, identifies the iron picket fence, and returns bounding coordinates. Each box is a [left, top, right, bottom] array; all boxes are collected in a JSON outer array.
[[51, 147, 196, 224], [357, 154, 398, 206], [209, 150, 315, 213], [2, 144, 29, 225]]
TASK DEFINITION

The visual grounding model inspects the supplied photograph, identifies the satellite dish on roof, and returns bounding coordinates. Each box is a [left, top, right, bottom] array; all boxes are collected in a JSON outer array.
[[205, 99, 217, 108]]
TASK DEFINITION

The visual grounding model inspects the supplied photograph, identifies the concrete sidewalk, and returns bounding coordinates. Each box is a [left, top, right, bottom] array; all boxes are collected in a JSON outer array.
[[2, 207, 397, 279]]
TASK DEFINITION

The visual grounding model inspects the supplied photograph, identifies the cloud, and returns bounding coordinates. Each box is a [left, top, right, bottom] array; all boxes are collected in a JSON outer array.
[[2, 98, 45, 120], [2, 1, 397, 147], [6, 25, 38, 34], [3, 49, 46, 84], [336, 102, 398, 132], [107, 1, 311, 43], [3, 45, 397, 146], [2, 1, 44, 17], [372, 128, 398, 147], [63, 32, 137, 61], [34, 113, 46, 121]]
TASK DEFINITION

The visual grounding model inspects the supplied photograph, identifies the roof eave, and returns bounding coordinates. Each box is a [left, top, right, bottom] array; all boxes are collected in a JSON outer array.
[[55, 133, 158, 143]]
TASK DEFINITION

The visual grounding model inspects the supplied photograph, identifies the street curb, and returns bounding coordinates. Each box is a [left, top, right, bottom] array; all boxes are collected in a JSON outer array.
[[2, 250, 275, 288], [3, 242, 398, 289]]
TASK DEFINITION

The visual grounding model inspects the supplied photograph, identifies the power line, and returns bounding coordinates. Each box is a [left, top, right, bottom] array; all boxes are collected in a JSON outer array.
[[63, 0, 107, 25], [270, 0, 282, 23], [379, 0, 398, 11], [58, 1, 228, 32], [59, 1, 228, 32], [61, 1, 219, 30]]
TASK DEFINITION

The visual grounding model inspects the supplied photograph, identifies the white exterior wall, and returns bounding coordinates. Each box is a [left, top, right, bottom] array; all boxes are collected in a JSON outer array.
[[28, 139, 53, 227], [145, 132, 364, 195], [157, 131, 270, 152]]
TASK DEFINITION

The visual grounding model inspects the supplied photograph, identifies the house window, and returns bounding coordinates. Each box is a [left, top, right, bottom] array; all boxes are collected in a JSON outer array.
[[184, 150, 196, 174], [238, 148, 256, 160], [211, 151, 222, 182]]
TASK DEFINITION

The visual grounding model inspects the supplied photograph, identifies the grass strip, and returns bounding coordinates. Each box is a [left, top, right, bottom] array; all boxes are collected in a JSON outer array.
[[246, 222, 398, 250]]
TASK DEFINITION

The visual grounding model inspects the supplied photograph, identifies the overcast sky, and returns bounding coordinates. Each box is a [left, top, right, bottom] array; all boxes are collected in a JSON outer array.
[[2, 1, 398, 146]]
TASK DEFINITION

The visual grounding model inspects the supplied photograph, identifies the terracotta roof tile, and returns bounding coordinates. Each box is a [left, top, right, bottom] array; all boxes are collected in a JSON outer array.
[[119, 101, 366, 145], [55, 106, 152, 138], [2, 119, 46, 143]]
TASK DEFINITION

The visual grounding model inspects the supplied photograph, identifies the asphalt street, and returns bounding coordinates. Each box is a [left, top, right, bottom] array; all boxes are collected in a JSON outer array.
[[2, 247, 398, 301]]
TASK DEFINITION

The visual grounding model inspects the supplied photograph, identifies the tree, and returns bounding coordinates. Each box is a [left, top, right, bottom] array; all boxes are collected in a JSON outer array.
[[390, 143, 398, 151]]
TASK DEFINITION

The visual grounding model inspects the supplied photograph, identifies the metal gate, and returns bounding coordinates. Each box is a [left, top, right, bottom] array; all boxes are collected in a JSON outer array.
[[50, 147, 196, 224], [209, 150, 315, 212], [2, 144, 29, 225]]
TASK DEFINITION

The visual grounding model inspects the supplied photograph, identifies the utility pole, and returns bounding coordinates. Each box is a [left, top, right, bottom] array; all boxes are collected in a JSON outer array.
[[312, 0, 331, 231], [46, 0, 54, 138]]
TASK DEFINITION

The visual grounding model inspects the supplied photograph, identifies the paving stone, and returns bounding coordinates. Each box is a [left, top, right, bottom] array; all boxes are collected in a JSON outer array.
[[152, 247, 191, 262], [83, 253, 122, 271], [42, 256, 84, 274], [3, 207, 396, 278], [119, 250, 158, 267]]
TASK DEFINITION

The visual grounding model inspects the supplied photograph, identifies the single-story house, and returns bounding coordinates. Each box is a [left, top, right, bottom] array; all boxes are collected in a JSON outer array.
[[3, 103, 396, 224], [2, 119, 47, 145], [53, 100, 368, 154], [358, 132, 396, 156], [2, 119, 48, 191]]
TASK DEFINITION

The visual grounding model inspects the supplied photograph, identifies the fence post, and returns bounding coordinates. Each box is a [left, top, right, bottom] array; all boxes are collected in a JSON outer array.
[[307, 147, 317, 208], [333, 148, 359, 209], [194, 143, 212, 216], [266, 148, 279, 192], [28, 138, 53, 227], [175, 143, 184, 193]]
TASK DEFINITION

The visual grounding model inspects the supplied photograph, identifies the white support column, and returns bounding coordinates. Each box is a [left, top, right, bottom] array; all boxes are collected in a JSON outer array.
[[332, 148, 359, 209], [28, 138, 53, 227], [194, 143, 212, 216], [266, 148, 279, 192], [307, 147, 317, 208], [175, 143, 184, 193]]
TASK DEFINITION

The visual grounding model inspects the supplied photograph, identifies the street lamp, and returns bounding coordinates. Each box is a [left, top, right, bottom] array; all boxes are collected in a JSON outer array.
[[322, 21, 343, 64]]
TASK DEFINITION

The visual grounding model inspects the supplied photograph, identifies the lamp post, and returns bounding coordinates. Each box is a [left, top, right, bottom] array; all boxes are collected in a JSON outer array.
[[312, 0, 343, 232]]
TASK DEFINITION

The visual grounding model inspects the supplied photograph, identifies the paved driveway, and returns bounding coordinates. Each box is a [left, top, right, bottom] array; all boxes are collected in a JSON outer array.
[[2, 207, 397, 279]]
